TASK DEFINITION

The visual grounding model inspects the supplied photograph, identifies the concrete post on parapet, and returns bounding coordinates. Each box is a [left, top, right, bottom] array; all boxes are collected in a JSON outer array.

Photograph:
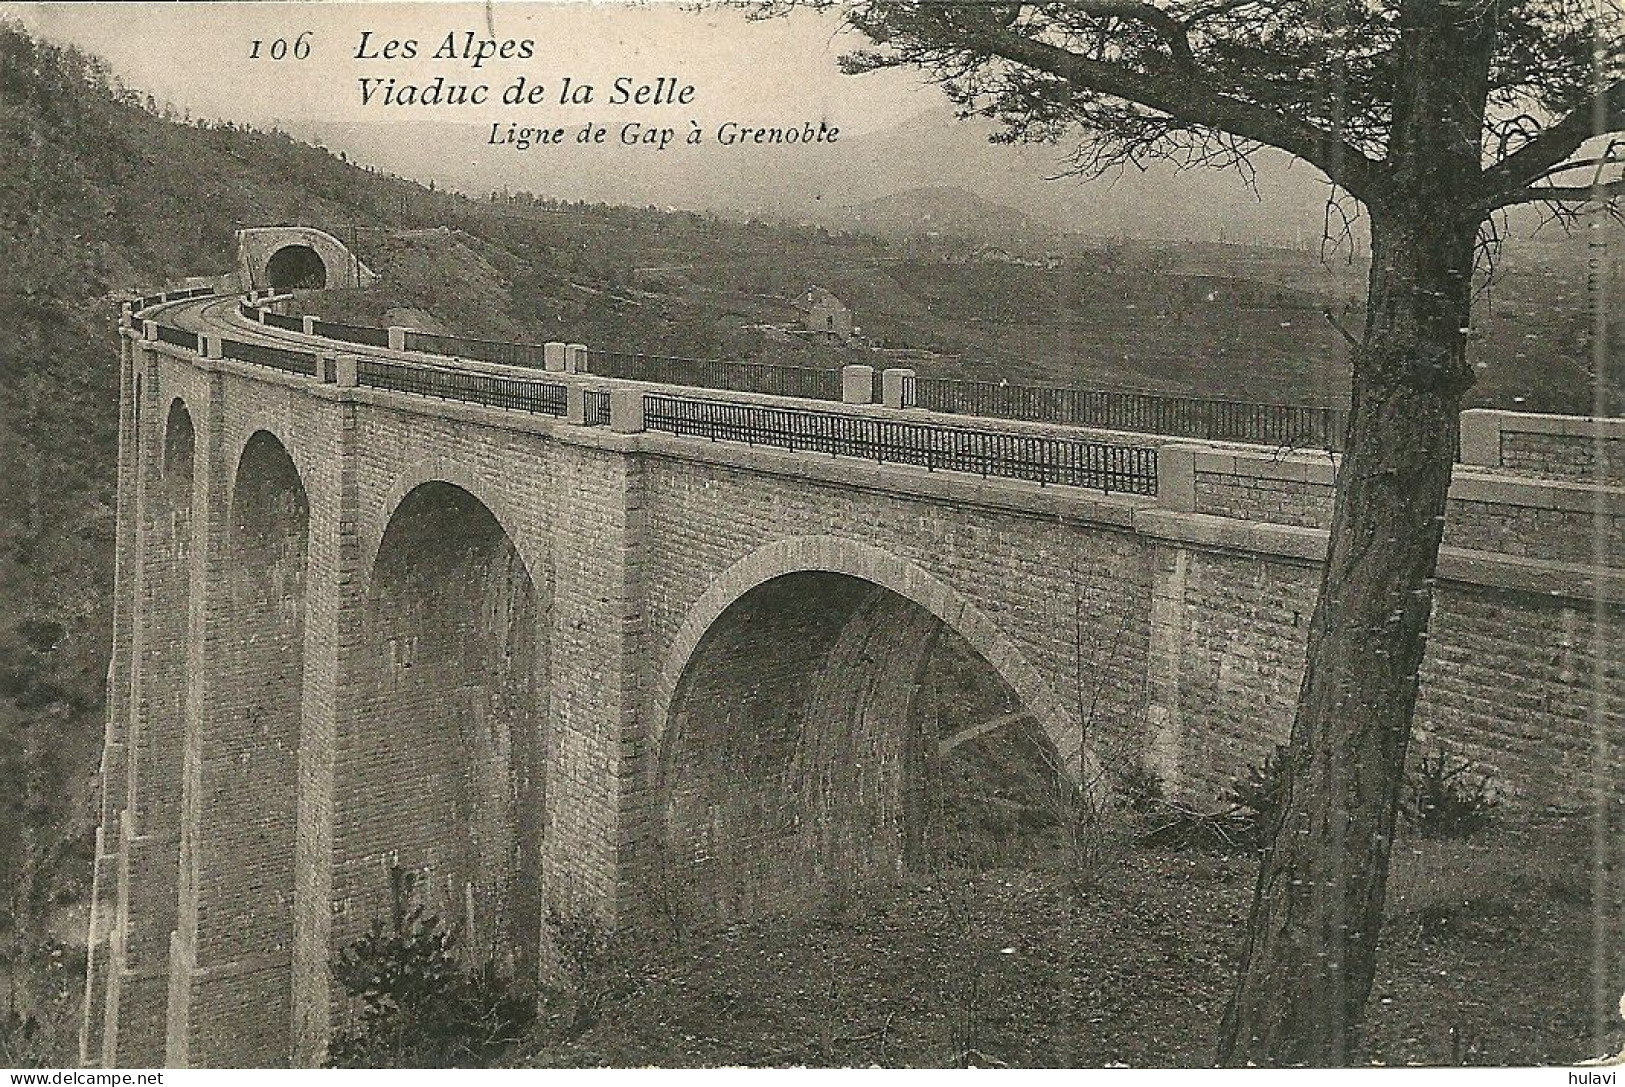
[[566, 384, 587, 425], [881, 368, 916, 410], [544, 342, 567, 373], [142, 321, 157, 342], [121, 303, 134, 332], [1157, 444, 1200, 513], [566, 343, 588, 374], [387, 326, 411, 353], [1458, 409, 1502, 469], [302, 316, 319, 336], [334, 354, 359, 389], [608, 388, 645, 433], [842, 364, 875, 405], [198, 335, 223, 361]]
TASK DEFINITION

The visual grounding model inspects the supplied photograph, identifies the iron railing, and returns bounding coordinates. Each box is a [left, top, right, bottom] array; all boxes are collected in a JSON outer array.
[[355, 358, 568, 415], [313, 318, 389, 348], [404, 331, 548, 370], [154, 324, 199, 352], [643, 394, 1159, 494], [263, 311, 303, 333], [584, 389, 612, 427], [221, 338, 320, 378], [906, 375, 1348, 451], [585, 350, 843, 401]]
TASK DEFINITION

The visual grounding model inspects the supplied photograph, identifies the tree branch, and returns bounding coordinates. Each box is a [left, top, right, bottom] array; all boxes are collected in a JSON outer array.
[[974, 22, 1383, 200], [1065, 1, 1196, 68], [1475, 78, 1625, 206], [1489, 175, 1625, 208]]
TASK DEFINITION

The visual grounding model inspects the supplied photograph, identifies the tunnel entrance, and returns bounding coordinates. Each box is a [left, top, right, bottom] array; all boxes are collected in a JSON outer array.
[[264, 244, 327, 290], [657, 571, 1075, 927]]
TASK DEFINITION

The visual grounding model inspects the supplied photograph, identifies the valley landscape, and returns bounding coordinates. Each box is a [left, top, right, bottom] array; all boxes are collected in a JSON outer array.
[[1, 11, 1622, 1069]]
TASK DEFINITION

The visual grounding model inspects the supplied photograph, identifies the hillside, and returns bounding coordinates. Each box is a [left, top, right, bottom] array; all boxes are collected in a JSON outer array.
[[827, 185, 1058, 245]]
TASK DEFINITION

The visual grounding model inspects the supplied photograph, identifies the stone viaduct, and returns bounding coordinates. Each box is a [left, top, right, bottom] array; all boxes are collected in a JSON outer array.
[[83, 287, 1625, 1068]]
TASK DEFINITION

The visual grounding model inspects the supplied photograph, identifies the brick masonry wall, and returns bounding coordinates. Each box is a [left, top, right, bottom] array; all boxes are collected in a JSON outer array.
[[1160, 545, 1625, 809], [1501, 430, 1625, 483], [1193, 460, 1625, 564]]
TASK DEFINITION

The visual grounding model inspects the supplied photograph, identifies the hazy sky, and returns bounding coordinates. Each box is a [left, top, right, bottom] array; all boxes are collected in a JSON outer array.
[[8, 1, 942, 134]]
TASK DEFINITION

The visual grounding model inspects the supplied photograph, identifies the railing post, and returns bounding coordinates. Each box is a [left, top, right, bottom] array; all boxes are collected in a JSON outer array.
[[881, 368, 916, 409], [302, 316, 319, 336], [566, 384, 587, 425], [141, 320, 157, 341], [387, 326, 410, 353], [608, 389, 645, 433], [842, 364, 875, 405], [544, 342, 567, 373], [1157, 444, 1199, 511], [566, 343, 587, 374], [198, 335, 222, 361], [334, 354, 359, 389], [121, 302, 134, 330], [1458, 409, 1502, 467]]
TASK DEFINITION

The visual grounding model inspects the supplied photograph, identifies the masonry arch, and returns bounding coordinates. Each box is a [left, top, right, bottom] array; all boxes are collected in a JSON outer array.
[[132, 400, 196, 835], [117, 399, 197, 1014], [264, 245, 327, 290], [339, 481, 547, 977], [189, 429, 310, 1063], [363, 458, 546, 585], [654, 538, 1087, 925]]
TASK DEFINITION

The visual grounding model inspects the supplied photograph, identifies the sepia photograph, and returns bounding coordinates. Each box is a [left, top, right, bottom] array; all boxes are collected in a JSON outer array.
[[0, 0, 1622, 1072]]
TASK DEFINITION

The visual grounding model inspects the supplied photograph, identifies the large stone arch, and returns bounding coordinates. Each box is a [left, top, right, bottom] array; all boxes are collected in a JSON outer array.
[[654, 537, 1080, 763], [129, 397, 196, 844], [651, 537, 1088, 925], [236, 226, 377, 292], [335, 480, 548, 980]]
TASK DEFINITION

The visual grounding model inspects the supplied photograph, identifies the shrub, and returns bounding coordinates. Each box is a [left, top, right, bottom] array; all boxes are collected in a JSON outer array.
[[1225, 743, 1294, 843], [1111, 756, 1167, 817], [1405, 750, 1499, 839], [326, 872, 533, 1068]]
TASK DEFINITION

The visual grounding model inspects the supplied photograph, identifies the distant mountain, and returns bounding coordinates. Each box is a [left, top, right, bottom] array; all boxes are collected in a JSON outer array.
[[822, 185, 1058, 244]]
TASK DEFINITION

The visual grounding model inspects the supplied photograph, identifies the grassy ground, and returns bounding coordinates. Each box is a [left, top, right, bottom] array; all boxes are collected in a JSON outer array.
[[504, 812, 1622, 1068]]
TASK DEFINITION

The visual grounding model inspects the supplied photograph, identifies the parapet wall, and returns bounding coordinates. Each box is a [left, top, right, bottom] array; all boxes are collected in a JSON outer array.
[[1162, 443, 1625, 566], [1462, 407, 1625, 483]]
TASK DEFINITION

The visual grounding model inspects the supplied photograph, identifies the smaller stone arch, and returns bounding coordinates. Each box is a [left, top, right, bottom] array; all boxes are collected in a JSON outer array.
[[223, 424, 315, 523], [236, 226, 377, 292], [363, 457, 546, 588]]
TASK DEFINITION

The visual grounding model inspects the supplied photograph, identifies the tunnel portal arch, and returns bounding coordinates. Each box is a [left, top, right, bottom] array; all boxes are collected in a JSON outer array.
[[236, 226, 376, 292], [264, 245, 326, 290]]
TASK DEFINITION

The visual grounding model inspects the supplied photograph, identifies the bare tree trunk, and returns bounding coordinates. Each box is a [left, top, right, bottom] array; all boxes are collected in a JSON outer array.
[[1217, 1, 1496, 1065]]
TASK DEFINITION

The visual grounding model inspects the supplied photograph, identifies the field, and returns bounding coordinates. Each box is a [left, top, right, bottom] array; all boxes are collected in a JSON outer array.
[[501, 812, 1623, 1068]]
